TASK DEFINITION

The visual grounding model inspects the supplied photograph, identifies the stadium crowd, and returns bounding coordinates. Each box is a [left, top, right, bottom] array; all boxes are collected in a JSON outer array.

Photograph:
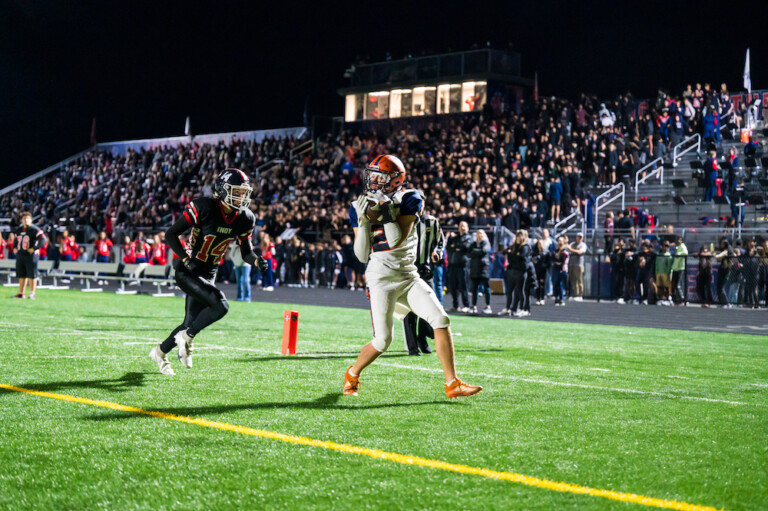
[[1, 80, 765, 308]]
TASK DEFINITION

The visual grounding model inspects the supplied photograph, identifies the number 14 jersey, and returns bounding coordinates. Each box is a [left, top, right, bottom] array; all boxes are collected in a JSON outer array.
[[183, 197, 255, 275]]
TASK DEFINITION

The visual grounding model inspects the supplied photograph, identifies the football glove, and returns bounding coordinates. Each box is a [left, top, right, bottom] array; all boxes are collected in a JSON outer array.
[[256, 256, 269, 272], [174, 256, 203, 274], [374, 198, 397, 224], [353, 194, 372, 226]]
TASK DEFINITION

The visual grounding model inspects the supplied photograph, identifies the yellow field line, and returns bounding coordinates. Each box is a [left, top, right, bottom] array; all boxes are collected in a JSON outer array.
[[0, 383, 723, 511]]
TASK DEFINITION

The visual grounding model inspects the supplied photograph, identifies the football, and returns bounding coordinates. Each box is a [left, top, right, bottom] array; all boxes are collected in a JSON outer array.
[[364, 201, 387, 224]]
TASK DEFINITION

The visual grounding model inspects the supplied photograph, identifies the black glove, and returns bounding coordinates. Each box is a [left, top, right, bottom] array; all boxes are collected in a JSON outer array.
[[257, 256, 269, 272], [175, 257, 201, 274], [417, 264, 433, 281]]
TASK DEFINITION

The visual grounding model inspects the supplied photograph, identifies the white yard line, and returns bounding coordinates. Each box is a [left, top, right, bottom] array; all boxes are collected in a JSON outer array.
[[376, 361, 753, 407]]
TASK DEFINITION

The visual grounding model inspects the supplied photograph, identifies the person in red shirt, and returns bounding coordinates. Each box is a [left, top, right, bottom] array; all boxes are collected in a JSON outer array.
[[38, 240, 48, 260], [122, 236, 136, 264], [151, 234, 168, 266], [6, 233, 16, 259], [0, 232, 5, 259], [59, 230, 75, 261], [94, 231, 113, 263], [134, 238, 149, 264]]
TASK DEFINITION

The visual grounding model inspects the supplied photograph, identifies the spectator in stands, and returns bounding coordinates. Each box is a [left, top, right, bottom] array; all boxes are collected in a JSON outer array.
[[759, 242, 768, 308], [671, 236, 688, 305], [714, 238, 734, 307], [611, 238, 626, 302], [742, 239, 759, 309], [446, 221, 471, 312], [552, 236, 569, 306], [0, 232, 5, 259], [150, 234, 167, 266], [549, 176, 563, 223], [232, 243, 251, 302], [703, 150, 719, 202], [122, 236, 135, 264], [133, 238, 149, 264], [533, 237, 551, 305], [636, 240, 655, 304], [468, 229, 492, 314], [615, 209, 634, 240], [655, 241, 673, 306], [94, 231, 113, 263], [59, 230, 74, 262], [260, 233, 275, 291], [567, 233, 586, 301], [696, 246, 714, 307], [501, 230, 531, 316], [703, 107, 720, 144], [603, 211, 615, 253]]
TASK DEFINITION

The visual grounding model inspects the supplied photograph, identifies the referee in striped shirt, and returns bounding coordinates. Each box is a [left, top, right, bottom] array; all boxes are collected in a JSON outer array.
[[403, 212, 445, 355]]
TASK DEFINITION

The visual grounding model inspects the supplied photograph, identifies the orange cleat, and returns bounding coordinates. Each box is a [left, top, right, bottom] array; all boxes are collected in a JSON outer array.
[[343, 366, 360, 396], [445, 378, 483, 399]]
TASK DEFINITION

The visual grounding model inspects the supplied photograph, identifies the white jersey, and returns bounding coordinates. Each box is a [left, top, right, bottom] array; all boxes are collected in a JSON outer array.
[[349, 189, 424, 276]]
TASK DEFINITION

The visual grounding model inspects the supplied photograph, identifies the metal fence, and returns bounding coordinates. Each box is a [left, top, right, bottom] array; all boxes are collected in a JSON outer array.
[[578, 254, 768, 306]]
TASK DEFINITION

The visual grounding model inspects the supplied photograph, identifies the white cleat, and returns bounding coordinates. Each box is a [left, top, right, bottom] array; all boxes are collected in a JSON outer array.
[[175, 330, 194, 368], [149, 345, 175, 376]]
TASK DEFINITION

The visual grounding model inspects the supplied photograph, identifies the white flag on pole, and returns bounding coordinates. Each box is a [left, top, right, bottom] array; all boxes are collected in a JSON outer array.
[[184, 116, 191, 136], [743, 48, 751, 94]]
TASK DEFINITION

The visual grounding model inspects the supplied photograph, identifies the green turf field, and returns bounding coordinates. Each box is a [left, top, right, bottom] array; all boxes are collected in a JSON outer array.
[[0, 288, 766, 510]]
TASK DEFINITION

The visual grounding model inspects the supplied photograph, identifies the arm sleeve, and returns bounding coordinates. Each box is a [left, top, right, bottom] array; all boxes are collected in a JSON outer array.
[[353, 224, 371, 263], [383, 221, 402, 248], [165, 215, 191, 260], [34, 228, 46, 250], [240, 237, 259, 266]]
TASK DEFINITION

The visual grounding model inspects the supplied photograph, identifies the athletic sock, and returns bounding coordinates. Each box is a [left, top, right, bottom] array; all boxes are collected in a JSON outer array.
[[160, 325, 185, 353]]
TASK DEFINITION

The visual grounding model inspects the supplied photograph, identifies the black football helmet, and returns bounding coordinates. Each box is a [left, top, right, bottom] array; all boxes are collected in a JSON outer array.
[[213, 168, 252, 211]]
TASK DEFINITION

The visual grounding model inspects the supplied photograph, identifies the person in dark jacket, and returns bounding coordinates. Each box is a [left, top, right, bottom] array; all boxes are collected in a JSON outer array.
[[500, 230, 531, 316], [468, 230, 492, 314], [533, 238, 552, 305], [703, 150, 719, 202], [696, 246, 714, 307], [446, 221, 472, 312], [551, 236, 570, 306]]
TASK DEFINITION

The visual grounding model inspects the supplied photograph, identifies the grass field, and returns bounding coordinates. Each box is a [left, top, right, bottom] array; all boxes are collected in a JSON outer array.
[[0, 287, 766, 510]]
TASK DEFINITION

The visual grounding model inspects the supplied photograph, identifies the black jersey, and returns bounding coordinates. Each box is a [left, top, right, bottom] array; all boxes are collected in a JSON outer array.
[[15, 223, 46, 256], [183, 197, 255, 274]]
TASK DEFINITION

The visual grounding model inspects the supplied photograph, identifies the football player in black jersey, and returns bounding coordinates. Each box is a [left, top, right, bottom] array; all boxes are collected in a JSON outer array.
[[149, 169, 268, 375], [13, 212, 47, 300]]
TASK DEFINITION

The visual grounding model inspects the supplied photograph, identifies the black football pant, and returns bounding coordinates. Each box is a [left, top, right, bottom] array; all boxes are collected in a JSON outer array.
[[403, 312, 433, 354], [160, 267, 229, 353], [447, 265, 469, 308]]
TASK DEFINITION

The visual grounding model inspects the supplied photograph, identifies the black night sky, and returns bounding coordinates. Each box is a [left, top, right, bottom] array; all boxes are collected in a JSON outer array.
[[1, 0, 766, 188]]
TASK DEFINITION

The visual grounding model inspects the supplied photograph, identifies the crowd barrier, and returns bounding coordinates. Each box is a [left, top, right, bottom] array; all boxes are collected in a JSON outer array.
[[0, 259, 175, 297]]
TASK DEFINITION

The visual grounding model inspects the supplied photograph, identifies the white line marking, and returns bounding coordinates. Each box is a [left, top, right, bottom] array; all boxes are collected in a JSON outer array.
[[588, 368, 611, 372], [667, 376, 690, 380], [376, 362, 754, 407]]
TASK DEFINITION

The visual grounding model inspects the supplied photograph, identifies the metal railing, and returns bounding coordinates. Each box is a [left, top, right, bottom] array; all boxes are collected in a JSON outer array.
[[672, 134, 701, 167], [634, 157, 664, 201], [594, 182, 625, 237], [553, 209, 582, 237], [289, 139, 314, 160]]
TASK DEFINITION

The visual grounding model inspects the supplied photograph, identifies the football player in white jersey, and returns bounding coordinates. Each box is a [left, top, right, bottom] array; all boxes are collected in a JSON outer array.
[[344, 154, 482, 399]]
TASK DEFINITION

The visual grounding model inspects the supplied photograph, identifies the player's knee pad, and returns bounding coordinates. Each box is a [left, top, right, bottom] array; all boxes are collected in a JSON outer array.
[[371, 333, 393, 353]]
